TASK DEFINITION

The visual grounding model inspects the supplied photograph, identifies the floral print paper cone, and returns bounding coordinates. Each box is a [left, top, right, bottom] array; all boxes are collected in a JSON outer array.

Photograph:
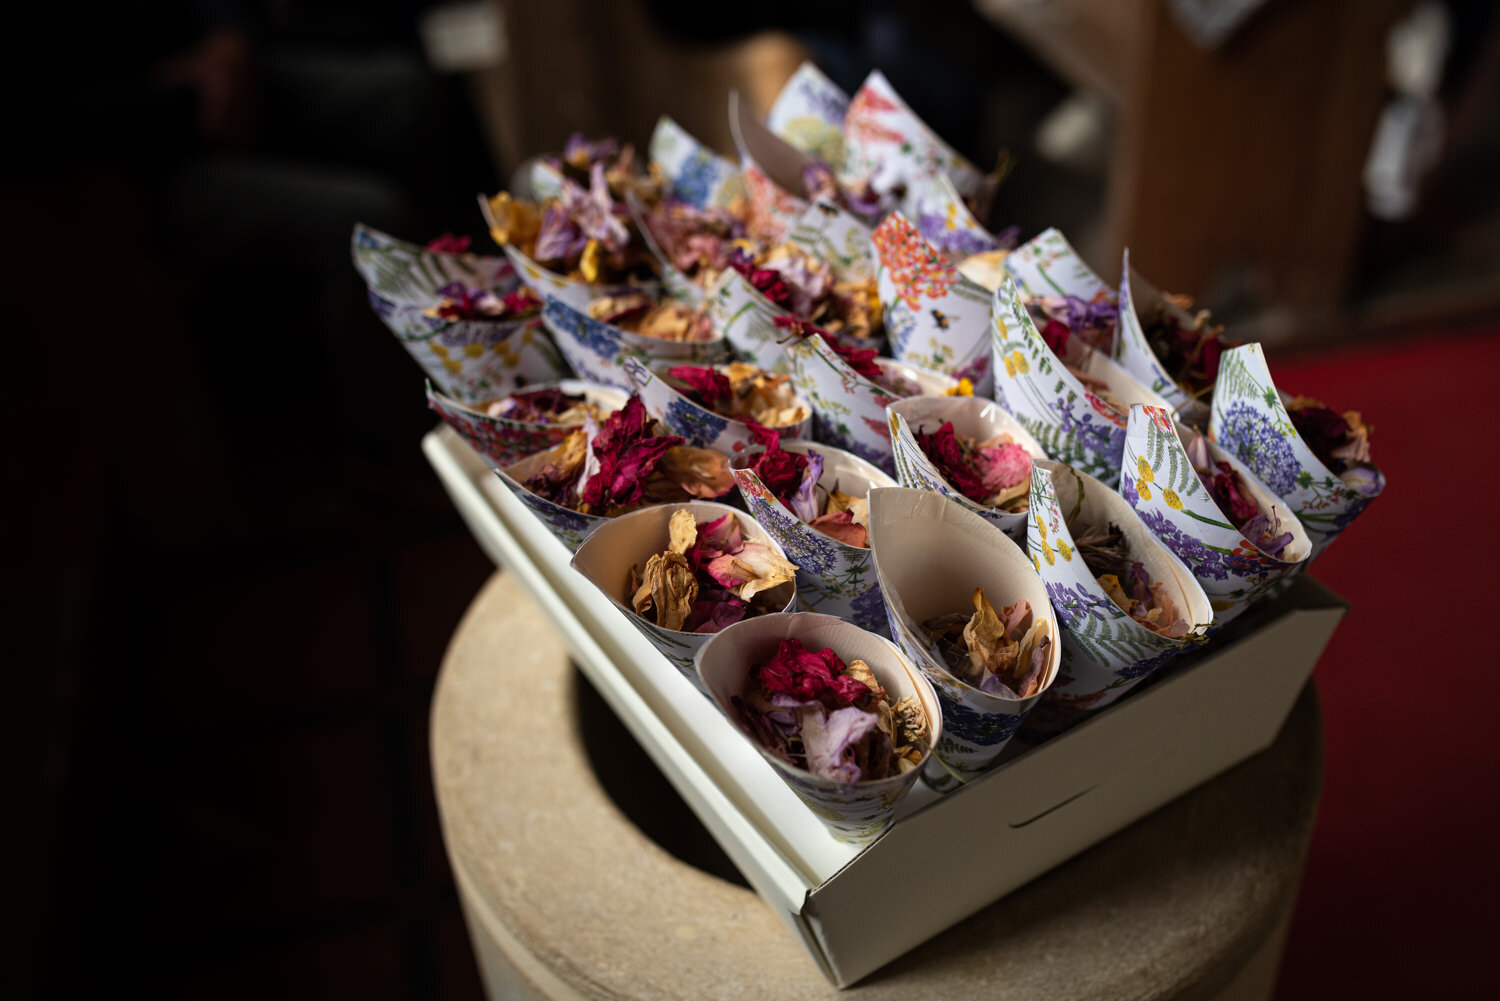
[[542, 295, 730, 392], [728, 89, 813, 244], [704, 268, 792, 370], [731, 441, 896, 635], [873, 213, 995, 396], [695, 612, 941, 843], [785, 332, 958, 474], [887, 396, 1047, 541], [1002, 227, 1113, 301], [842, 70, 989, 216], [906, 173, 1007, 260], [648, 115, 746, 211], [1120, 404, 1312, 624], [624, 357, 811, 456], [1114, 248, 1193, 414], [787, 200, 876, 282], [426, 380, 627, 469], [571, 502, 798, 692], [492, 463, 610, 553], [624, 191, 703, 305], [765, 61, 850, 166], [1023, 460, 1213, 732], [353, 224, 570, 402], [1209, 344, 1385, 560], [867, 488, 1060, 790], [990, 278, 1173, 485]]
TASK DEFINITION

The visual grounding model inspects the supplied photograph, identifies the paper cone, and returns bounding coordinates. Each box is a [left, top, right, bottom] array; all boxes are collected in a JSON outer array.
[[905, 173, 1007, 259], [1021, 459, 1214, 733], [624, 190, 706, 306], [991, 278, 1172, 485], [886, 395, 1047, 541], [867, 488, 1060, 789], [570, 502, 798, 690], [426, 380, 628, 469], [648, 115, 746, 210], [1209, 343, 1385, 560], [493, 454, 610, 552], [786, 200, 876, 282], [625, 356, 812, 457], [873, 213, 995, 397], [526, 160, 566, 202], [1002, 226, 1113, 301], [541, 294, 730, 391], [1111, 248, 1195, 418], [353, 224, 570, 402], [703, 268, 793, 370], [841, 70, 989, 215], [731, 440, 896, 635], [1120, 404, 1311, 624], [784, 332, 958, 474], [729, 89, 813, 244], [477, 193, 658, 311], [765, 61, 850, 166], [695, 611, 941, 843]]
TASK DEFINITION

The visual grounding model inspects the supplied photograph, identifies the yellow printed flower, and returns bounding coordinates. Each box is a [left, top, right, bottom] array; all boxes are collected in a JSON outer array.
[[1034, 513, 1047, 539], [1011, 350, 1029, 374], [943, 378, 974, 397], [1057, 539, 1073, 562], [443, 359, 463, 374], [1041, 540, 1055, 566], [431, 343, 449, 357], [579, 240, 602, 282], [1004, 354, 1017, 378], [888, 414, 901, 436], [1137, 457, 1154, 483], [491, 342, 507, 354], [464, 343, 484, 358], [1163, 488, 1183, 510], [1031, 554, 1041, 573], [1137, 481, 1153, 501], [520, 327, 535, 345]]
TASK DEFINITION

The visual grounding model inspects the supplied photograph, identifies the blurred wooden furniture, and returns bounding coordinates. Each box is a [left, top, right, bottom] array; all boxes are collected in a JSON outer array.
[[977, 0, 1408, 318], [432, 568, 1325, 999]]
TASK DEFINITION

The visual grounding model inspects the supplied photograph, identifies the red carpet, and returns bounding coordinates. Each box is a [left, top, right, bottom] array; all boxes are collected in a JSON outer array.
[[1268, 327, 1500, 998]]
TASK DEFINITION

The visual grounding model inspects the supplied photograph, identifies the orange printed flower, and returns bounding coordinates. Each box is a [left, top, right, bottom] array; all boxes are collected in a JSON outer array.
[[872, 214, 959, 311]]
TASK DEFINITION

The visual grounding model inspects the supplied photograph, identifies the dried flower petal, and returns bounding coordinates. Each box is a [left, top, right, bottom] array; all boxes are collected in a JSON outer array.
[[631, 551, 698, 630]]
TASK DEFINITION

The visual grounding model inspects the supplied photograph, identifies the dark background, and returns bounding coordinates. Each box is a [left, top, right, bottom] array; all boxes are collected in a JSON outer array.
[[11, 1, 1499, 998]]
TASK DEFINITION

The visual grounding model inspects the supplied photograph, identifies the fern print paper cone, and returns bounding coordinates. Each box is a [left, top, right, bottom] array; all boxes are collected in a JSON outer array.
[[868, 488, 1060, 790], [887, 395, 1047, 541], [1209, 344, 1385, 560], [991, 279, 1172, 485], [873, 213, 995, 397], [425, 380, 627, 469], [353, 224, 568, 402], [765, 61, 850, 165], [625, 357, 811, 457], [787, 200, 876, 282], [648, 115, 745, 211], [731, 440, 896, 635], [704, 268, 793, 370], [1002, 227, 1113, 301], [695, 612, 941, 843], [1120, 405, 1311, 624], [542, 294, 730, 391], [1022, 460, 1213, 733], [1113, 249, 1202, 422], [571, 502, 798, 692], [785, 332, 958, 474]]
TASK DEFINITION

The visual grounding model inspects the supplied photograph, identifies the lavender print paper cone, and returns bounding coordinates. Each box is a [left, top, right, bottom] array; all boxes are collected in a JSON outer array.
[[731, 441, 896, 635], [842, 70, 989, 216], [625, 357, 811, 457], [1002, 227, 1113, 301], [886, 395, 1046, 542], [873, 213, 996, 396], [907, 173, 1006, 260], [648, 115, 745, 211], [492, 463, 610, 553], [696, 612, 941, 843], [765, 61, 850, 166], [1114, 249, 1194, 415], [425, 380, 627, 469], [867, 488, 1060, 790], [1120, 405, 1311, 624], [784, 333, 957, 475], [353, 224, 569, 401], [704, 269, 792, 370], [990, 279, 1172, 485], [1209, 344, 1385, 560], [1023, 460, 1213, 732], [571, 502, 798, 693], [543, 295, 729, 392]]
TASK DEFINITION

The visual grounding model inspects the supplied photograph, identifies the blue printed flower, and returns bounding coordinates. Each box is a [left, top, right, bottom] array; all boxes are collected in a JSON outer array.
[[1042, 579, 1114, 629], [1136, 509, 1230, 581], [672, 149, 721, 208], [662, 396, 729, 448], [1117, 644, 1183, 681], [850, 585, 889, 634], [935, 690, 1026, 747], [1215, 401, 1300, 495], [1056, 397, 1121, 462], [1120, 472, 1140, 508], [885, 305, 918, 356]]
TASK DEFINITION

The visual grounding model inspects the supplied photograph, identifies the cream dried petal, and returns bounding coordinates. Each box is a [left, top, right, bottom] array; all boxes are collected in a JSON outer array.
[[844, 658, 884, 702], [667, 508, 698, 556], [635, 551, 697, 630]]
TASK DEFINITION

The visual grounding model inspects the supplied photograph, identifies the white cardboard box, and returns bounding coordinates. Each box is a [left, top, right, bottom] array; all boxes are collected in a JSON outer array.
[[423, 425, 1346, 987]]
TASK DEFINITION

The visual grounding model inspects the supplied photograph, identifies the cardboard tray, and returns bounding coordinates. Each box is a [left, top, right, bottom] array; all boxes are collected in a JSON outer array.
[[423, 424, 1346, 987]]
